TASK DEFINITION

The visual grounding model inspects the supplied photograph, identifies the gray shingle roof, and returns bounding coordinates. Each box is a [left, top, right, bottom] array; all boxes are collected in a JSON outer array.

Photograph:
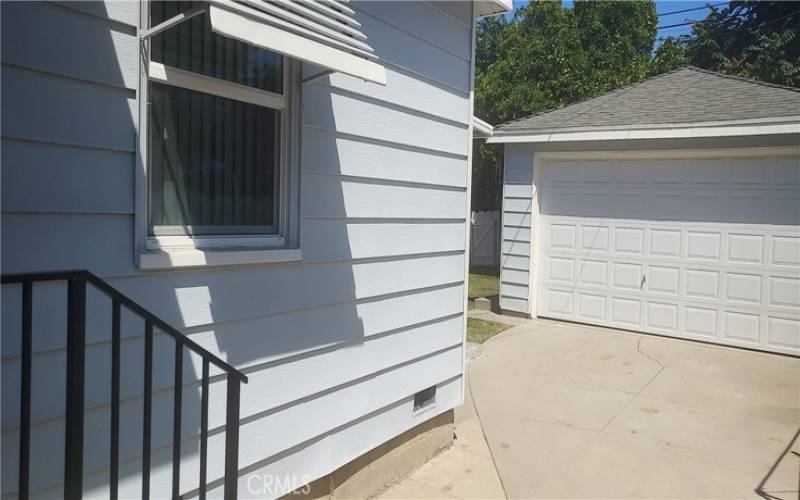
[[494, 66, 800, 136]]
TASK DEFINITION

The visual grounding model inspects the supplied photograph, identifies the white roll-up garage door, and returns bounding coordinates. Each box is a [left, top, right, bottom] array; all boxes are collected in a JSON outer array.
[[537, 153, 800, 355]]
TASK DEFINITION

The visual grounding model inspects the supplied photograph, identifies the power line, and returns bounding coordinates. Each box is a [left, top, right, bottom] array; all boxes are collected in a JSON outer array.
[[658, 2, 728, 17], [657, 20, 700, 30], [655, 8, 800, 41]]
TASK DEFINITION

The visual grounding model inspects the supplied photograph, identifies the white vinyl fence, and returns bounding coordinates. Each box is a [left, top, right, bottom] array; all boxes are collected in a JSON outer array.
[[470, 210, 500, 267]]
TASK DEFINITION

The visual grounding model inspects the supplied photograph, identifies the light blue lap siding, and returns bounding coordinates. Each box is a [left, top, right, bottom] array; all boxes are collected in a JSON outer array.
[[0, 1, 475, 497], [501, 145, 535, 315]]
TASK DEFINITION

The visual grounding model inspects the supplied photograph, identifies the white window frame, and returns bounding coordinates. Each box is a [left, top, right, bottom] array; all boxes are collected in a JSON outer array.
[[135, 1, 302, 264]]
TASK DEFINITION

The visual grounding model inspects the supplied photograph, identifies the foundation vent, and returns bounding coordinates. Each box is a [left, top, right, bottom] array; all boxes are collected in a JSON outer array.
[[413, 386, 436, 413]]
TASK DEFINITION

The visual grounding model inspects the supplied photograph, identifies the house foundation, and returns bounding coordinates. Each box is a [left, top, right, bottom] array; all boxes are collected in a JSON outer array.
[[285, 410, 455, 499]]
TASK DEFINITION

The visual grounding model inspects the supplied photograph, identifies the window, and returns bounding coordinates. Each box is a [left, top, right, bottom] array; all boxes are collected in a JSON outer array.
[[145, 1, 291, 248]]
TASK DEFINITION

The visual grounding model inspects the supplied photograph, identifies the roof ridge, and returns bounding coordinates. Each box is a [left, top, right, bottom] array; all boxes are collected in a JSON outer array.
[[683, 65, 800, 93]]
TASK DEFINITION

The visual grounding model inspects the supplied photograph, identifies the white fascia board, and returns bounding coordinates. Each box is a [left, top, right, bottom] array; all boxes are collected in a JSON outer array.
[[474, 0, 513, 17], [488, 118, 800, 144], [208, 4, 386, 85]]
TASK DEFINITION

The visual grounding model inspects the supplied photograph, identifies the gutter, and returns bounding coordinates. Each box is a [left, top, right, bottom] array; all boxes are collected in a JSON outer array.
[[472, 116, 494, 139], [488, 117, 800, 144]]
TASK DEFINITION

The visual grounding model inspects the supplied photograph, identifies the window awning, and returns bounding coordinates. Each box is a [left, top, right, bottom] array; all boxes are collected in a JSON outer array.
[[207, 0, 386, 85]]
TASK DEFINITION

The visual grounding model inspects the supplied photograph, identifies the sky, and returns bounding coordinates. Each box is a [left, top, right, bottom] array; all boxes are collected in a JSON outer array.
[[507, 1, 724, 46]]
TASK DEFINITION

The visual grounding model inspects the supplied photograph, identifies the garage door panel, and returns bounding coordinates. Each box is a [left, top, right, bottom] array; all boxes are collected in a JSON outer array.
[[684, 306, 718, 337], [614, 227, 645, 255], [649, 229, 682, 258], [610, 297, 641, 327], [766, 316, 800, 349], [725, 273, 762, 304], [686, 231, 721, 261], [548, 223, 577, 250], [685, 269, 720, 299], [577, 293, 606, 321], [727, 234, 764, 264], [612, 262, 643, 290], [578, 260, 607, 286], [648, 266, 680, 295], [580, 225, 609, 251], [646, 302, 679, 332], [548, 256, 574, 283], [769, 276, 800, 309], [772, 236, 800, 267], [544, 288, 573, 316], [537, 154, 800, 355], [723, 311, 761, 344]]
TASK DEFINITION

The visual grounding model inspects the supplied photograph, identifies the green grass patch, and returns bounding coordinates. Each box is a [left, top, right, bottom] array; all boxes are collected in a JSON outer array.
[[468, 272, 499, 300], [467, 317, 511, 344]]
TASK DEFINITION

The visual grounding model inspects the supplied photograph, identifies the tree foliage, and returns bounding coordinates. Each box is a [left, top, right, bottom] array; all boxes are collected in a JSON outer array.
[[472, 0, 657, 211], [472, 1, 800, 212], [651, 1, 800, 86]]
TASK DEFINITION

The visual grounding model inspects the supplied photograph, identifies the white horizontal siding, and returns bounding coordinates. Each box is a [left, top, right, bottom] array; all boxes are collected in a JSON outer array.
[[1, 64, 136, 152], [302, 173, 466, 220], [504, 183, 532, 198], [3, 215, 466, 278], [1, 0, 473, 497], [302, 126, 467, 188], [303, 85, 468, 156], [424, 1, 472, 29], [106, 253, 465, 329], [4, 321, 463, 491], [1, 140, 134, 214], [501, 268, 529, 286], [504, 212, 532, 227], [502, 226, 531, 243], [502, 240, 530, 256], [2, 286, 464, 429], [500, 146, 535, 316], [221, 376, 463, 499], [355, 2, 471, 61], [1, 2, 138, 90], [11, 350, 463, 497], [352, 6, 470, 92], [500, 252, 530, 272], [500, 296, 528, 314], [1, 213, 135, 275], [310, 69, 469, 125], [53, 1, 139, 27], [302, 221, 465, 261], [504, 198, 533, 213], [501, 282, 528, 300]]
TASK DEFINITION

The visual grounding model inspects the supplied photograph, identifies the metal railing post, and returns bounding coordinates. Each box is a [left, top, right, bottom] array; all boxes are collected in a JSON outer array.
[[64, 276, 86, 499], [224, 376, 241, 500], [18, 281, 32, 500]]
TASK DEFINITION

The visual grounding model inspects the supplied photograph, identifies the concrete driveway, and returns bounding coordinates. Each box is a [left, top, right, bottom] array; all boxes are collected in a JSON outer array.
[[468, 317, 800, 499]]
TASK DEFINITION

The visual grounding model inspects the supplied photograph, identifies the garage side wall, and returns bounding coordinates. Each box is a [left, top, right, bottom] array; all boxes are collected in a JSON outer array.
[[500, 145, 534, 315]]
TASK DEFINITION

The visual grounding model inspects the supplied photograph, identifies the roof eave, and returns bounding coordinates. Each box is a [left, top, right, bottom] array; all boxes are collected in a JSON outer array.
[[488, 118, 800, 144], [474, 0, 513, 17]]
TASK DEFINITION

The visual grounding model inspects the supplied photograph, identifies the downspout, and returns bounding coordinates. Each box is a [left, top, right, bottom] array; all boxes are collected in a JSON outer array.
[[461, 1, 479, 402]]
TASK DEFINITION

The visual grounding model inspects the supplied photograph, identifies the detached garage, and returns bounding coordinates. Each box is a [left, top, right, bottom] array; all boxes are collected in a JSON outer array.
[[489, 67, 800, 355]]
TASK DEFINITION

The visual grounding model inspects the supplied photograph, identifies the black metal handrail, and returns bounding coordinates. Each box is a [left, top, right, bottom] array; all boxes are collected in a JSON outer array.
[[2, 270, 248, 500]]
